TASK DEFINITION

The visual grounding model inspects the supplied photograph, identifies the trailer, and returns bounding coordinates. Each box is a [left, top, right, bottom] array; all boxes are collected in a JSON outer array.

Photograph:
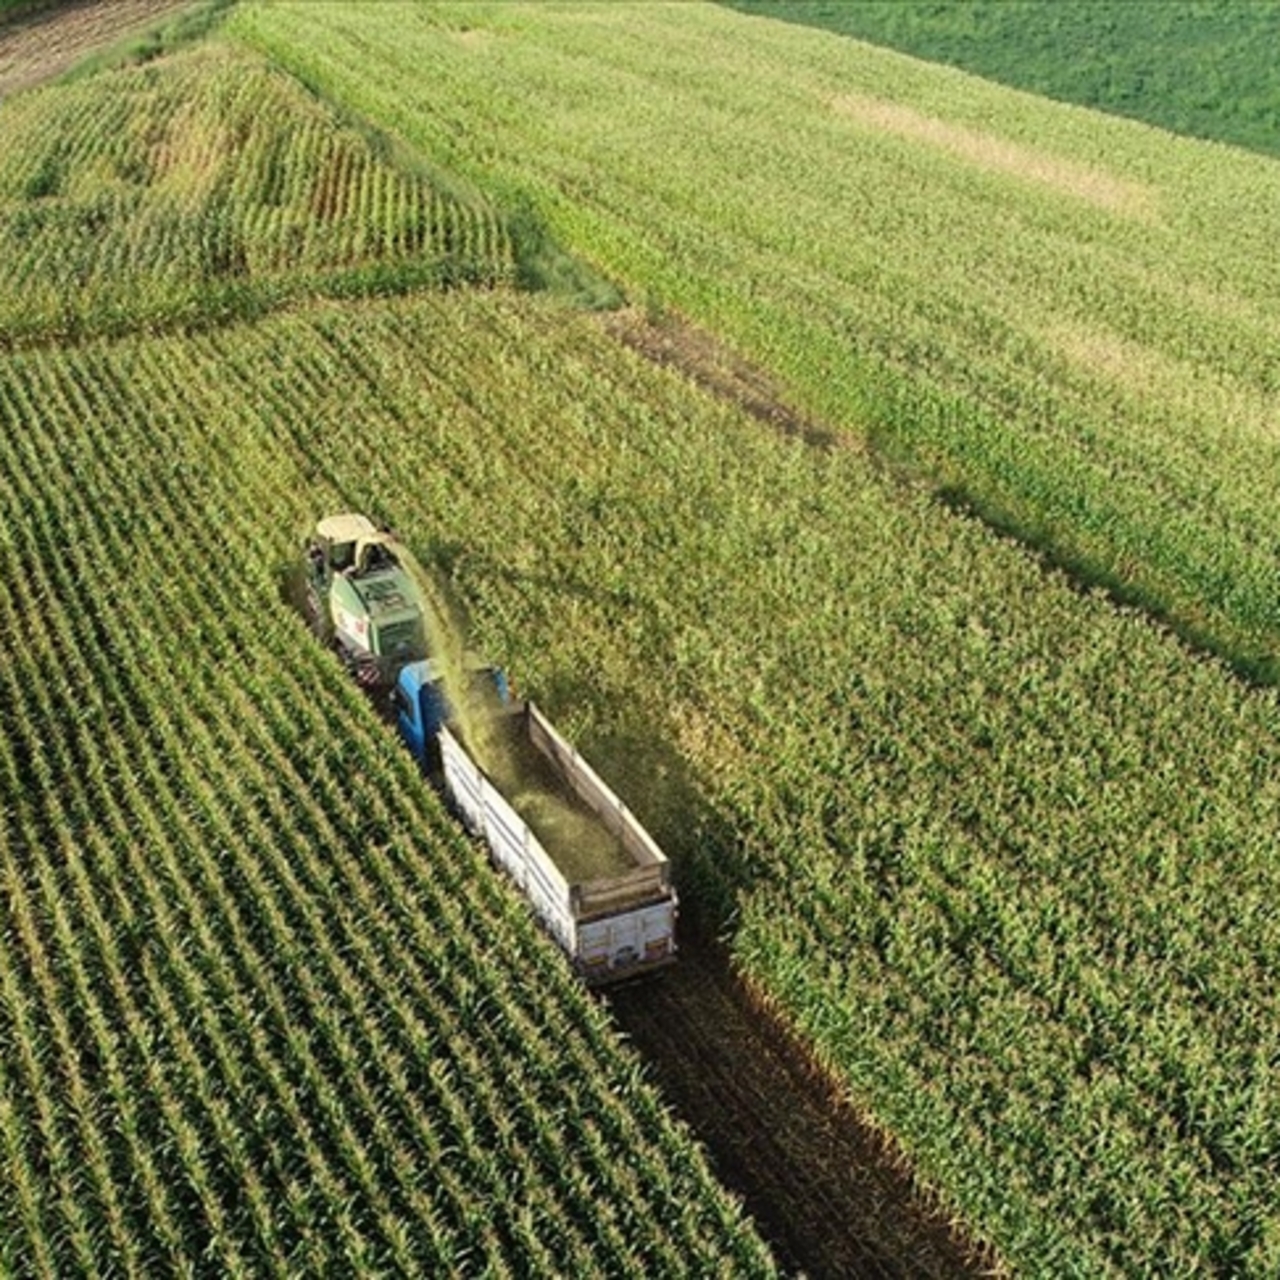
[[396, 658, 677, 984]]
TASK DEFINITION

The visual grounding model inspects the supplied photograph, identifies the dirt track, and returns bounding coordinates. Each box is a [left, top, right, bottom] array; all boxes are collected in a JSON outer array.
[[606, 933, 996, 1279], [0, 0, 191, 97]]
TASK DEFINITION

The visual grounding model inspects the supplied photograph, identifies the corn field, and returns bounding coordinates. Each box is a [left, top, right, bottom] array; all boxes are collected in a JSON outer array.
[[0, 40, 513, 344], [228, 0, 1280, 683], [5, 3, 1280, 1276], [0, 27, 778, 1275], [12, 269, 1266, 1275], [0, 305, 783, 1275], [211, 290, 1280, 1276]]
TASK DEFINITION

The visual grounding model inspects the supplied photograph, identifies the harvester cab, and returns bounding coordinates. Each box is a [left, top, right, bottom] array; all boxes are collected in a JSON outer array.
[[351, 534, 396, 575], [307, 512, 379, 579], [304, 512, 428, 689]]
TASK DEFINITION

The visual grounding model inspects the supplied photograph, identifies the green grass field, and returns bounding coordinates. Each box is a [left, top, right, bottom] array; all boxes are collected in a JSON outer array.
[[6, 1, 1280, 1274], [0, 0, 55, 17], [724, 1, 1280, 160]]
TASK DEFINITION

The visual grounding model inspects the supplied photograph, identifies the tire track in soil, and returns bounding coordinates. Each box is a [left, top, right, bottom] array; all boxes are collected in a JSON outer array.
[[604, 931, 998, 1279]]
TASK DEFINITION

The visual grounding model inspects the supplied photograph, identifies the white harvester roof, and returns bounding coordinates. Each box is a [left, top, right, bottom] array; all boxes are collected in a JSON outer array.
[[316, 512, 378, 544]]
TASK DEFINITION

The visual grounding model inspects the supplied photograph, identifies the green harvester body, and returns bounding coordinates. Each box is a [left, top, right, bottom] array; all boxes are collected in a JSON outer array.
[[304, 512, 427, 688]]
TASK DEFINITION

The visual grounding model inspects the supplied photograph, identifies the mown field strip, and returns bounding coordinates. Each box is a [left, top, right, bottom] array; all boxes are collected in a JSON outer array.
[[0, 0, 193, 97]]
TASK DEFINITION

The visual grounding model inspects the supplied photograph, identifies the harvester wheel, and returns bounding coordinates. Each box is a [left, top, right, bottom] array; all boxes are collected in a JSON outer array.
[[304, 586, 328, 639]]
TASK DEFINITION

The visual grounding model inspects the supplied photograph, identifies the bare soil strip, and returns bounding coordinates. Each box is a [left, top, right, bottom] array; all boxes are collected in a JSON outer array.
[[0, 0, 192, 98], [606, 930, 999, 1280], [601, 306, 845, 452]]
